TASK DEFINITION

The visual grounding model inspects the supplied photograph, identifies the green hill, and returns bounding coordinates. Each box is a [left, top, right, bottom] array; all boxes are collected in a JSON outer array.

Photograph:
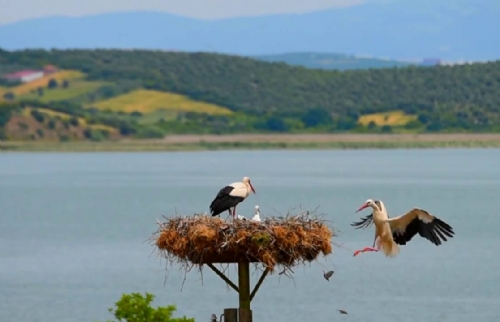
[[1, 48, 500, 140]]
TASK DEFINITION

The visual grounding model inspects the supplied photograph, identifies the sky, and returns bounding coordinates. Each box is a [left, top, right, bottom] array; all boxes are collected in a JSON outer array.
[[0, 0, 365, 25]]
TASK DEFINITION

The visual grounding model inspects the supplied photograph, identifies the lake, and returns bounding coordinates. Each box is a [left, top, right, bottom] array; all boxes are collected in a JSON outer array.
[[1, 149, 500, 322]]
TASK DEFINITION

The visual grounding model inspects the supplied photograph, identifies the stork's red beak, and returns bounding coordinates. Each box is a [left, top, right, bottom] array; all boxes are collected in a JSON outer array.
[[250, 183, 256, 194], [356, 203, 368, 213]]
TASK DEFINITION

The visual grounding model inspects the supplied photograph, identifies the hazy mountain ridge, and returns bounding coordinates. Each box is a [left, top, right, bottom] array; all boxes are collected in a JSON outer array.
[[253, 53, 414, 70], [0, 0, 499, 61]]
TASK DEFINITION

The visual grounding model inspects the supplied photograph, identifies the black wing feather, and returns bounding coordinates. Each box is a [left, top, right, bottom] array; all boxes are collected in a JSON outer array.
[[392, 211, 455, 246], [209, 185, 244, 216], [351, 214, 374, 229]]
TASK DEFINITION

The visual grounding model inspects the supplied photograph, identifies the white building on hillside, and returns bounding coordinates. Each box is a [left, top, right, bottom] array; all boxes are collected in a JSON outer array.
[[2, 70, 44, 83]]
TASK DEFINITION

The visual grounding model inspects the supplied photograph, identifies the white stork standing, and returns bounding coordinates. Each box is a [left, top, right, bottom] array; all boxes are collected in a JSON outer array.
[[351, 199, 455, 257], [251, 205, 261, 222], [209, 177, 256, 219]]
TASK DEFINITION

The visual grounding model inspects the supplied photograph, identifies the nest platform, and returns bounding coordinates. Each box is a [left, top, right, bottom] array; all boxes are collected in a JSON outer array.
[[153, 211, 334, 272]]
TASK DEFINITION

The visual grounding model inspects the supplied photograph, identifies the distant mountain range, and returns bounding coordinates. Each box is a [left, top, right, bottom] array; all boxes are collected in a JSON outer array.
[[253, 53, 414, 70], [0, 0, 499, 62]]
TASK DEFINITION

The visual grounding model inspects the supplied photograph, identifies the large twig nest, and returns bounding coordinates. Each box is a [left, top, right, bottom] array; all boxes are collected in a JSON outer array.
[[152, 210, 336, 272]]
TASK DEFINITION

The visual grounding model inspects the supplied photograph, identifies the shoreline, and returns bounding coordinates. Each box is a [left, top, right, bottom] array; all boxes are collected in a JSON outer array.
[[2, 133, 500, 152]]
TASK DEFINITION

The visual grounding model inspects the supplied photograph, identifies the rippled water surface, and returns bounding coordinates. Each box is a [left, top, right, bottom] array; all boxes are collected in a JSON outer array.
[[1, 149, 499, 322]]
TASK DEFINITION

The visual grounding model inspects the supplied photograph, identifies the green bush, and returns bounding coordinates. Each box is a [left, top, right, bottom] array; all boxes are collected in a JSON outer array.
[[47, 119, 57, 129], [69, 117, 79, 126], [135, 127, 166, 139], [30, 109, 45, 123], [83, 128, 109, 141], [3, 92, 15, 100], [48, 78, 58, 89], [100, 292, 194, 322]]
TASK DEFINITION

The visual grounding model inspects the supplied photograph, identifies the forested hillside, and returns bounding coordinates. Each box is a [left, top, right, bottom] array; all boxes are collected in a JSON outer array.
[[1, 48, 499, 141]]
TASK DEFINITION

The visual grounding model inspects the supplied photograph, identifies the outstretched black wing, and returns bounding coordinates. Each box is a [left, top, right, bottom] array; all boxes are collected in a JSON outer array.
[[389, 208, 455, 246], [351, 214, 374, 229]]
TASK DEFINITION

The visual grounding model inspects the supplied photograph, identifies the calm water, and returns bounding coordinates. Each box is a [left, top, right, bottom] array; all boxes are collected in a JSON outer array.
[[1, 149, 500, 322]]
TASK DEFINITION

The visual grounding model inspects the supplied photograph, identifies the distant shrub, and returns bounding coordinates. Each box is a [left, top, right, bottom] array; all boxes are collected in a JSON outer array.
[[18, 122, 29, 130], [405, 119, 423, 129], [30, 109, 45, 123], [69, 117, 79, 126], [381, 125, 392, 133], [3, 92, 15, 100], [48, 78, 58, 89], [99, 292, 194, 322], [135, 127, 166, 139], [119, 122, 135, 136], [83, 128, 109, 141], [47, 119, 57, 130]]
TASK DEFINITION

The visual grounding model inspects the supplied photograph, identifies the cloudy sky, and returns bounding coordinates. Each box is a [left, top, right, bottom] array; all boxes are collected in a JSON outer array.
[[0, 0, 372, 25]]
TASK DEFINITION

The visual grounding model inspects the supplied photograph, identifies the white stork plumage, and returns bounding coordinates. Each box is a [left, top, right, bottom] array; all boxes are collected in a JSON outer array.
[[351, 199, 455, 257], [209, 177, 256, 219]]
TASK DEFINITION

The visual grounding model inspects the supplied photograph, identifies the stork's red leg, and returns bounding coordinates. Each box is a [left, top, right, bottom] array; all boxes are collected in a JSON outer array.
[[353, 246, 379, 257]]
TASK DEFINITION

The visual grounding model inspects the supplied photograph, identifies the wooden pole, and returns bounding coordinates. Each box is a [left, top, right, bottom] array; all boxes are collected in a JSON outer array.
[[223, 309, 237, 322], [238, 262, 251, 310], [238, 308, 252, 322]]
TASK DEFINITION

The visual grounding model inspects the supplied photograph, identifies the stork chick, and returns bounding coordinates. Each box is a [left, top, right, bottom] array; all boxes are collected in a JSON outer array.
[[251, 205, 261, 222]]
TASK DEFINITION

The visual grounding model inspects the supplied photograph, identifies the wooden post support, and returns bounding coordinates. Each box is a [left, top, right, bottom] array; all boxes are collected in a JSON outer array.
[[223, 308, 252, 322], [250, 268, 269, 301], [238, 262, 251, 310], [223, 309, 237, 322], [239, 308, 252, 322], [207, 263, 239, 293]]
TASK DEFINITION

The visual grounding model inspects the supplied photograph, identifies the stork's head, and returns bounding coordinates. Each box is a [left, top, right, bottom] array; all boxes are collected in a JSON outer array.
[[243, 176, 256, 194], [356, 199, 378, 212]]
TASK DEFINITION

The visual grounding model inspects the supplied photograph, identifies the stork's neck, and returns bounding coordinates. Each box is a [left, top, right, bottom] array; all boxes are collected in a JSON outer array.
[[244, 182, 252, 195], [372, 206, 388, 221]]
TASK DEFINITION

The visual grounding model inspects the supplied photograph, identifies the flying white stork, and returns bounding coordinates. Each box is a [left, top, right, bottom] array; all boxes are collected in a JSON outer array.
[[351, 199, 455, 257], [209, 177, 256, 219]]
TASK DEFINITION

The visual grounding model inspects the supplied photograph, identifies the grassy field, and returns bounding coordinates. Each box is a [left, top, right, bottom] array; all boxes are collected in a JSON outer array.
[[358, 110, 417, 126], [20, 80, 106, 102], [89, 89, 233, 115], [21, 107, 118, 133], [137, 109, 179, 124], [2, 133, 500, 152], [2, 70, 85, 97]]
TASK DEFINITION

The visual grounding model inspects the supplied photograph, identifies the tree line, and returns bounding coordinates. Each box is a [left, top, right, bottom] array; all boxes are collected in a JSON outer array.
[[1, 48, 500, 134]]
